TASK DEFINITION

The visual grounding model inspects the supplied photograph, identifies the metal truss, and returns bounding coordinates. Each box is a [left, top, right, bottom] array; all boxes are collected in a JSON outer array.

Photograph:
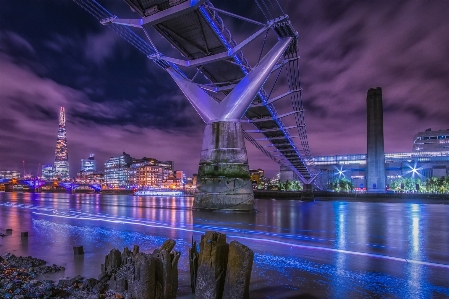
[[72, 0, 321, 188]]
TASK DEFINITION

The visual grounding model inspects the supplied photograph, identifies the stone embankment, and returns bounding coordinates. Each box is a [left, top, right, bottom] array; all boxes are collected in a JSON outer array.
[[0, 231, 254, 299]]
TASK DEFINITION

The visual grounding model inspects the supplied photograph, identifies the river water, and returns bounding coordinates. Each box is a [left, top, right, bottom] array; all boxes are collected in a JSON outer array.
[[1, 192, 449, 298]]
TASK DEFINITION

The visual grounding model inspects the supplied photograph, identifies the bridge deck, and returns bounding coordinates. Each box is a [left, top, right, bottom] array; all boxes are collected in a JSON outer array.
[[76, 0, 317, 183]]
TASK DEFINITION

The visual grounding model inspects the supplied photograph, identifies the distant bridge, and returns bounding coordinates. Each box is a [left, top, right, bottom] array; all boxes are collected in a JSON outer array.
[[0, 179, 101, 192]]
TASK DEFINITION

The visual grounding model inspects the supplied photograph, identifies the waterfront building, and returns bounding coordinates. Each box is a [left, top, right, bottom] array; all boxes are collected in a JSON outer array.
[[129, 158, 175, 188], [314, 151, 449, 190], [76, 171, 104, 184], [81, 154, 96, 173], [158, 160, 174, 181], [41, 164, 55, 181], [0, 170, 20, 180], [366, 87, 386, 192], [413, 128, 449, 152], [175, 170, 185, 183], [250, 168, 265, 185], [54, 107, 70, 180], [129, 162, 164, 188], [162, 173, 182, 189], [104, 152, 133, 188]]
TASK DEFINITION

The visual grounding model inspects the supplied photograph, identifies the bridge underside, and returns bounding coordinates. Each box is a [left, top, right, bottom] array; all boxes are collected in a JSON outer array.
[[73, 0, 319, 210], [122, 0, 317, 182]]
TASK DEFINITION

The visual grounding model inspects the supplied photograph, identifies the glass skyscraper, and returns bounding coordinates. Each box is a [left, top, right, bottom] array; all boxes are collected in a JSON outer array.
[[54, 107, 70, 180], [81, 154, 96, 173]]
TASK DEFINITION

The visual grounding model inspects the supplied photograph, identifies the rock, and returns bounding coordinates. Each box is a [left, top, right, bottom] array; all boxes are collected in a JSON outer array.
[[58, 275, 81, 288], [222, 241, 254, 299], [195, 231, 229, 299], [98, 272, 110, 284], [132, 245, 139, 255], [92, 281, 106, 294], [81, 278, 99, 291], [104, 249, 122, 275], [129, 252, 156, 299], [109, 263, 134, 293]]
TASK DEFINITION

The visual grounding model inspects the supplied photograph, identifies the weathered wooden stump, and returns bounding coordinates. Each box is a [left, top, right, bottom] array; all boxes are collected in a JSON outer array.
[[103, 248, 122, 275], [196, 231, 229, 299], [153, 240, 181, 299], [189, 237, 199, 293], [222, 241, 254, 299], [129, 252, 156, 299]]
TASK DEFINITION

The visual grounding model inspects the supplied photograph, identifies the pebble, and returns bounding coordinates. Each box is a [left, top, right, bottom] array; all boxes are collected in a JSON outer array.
[[0, 252, 124, 299]]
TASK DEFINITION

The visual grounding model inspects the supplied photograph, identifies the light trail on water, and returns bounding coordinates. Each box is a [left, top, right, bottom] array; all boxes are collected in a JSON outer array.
[[2, 201, 447, 271]]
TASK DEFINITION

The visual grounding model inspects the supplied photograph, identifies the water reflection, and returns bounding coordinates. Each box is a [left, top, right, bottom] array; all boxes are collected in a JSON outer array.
[[1, 193, 449, 298], [407, 204, 427, 298], [332, 202, 347, 299]]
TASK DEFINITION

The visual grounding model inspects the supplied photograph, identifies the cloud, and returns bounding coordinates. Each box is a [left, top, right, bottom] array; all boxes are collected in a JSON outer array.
[[84, 30, 123, 65], [0, 31, 35, 54], [2, 0, 449, 179]]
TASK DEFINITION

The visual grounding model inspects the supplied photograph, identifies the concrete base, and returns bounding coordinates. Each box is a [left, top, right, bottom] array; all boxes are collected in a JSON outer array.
[[301, 183, 314, 201], [194, 121, 255, 211], [279, 165, 299, 182]]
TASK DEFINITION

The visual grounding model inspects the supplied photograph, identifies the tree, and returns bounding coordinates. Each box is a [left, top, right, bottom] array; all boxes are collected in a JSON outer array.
[[331, 178, 353, 192]]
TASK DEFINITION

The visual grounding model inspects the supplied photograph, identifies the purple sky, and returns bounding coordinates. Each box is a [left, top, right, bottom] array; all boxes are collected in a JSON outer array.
[[0, 0, 448, 178]]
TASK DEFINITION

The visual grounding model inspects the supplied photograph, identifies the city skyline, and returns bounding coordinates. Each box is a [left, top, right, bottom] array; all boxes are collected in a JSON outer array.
[[1, 1, 449, 177]]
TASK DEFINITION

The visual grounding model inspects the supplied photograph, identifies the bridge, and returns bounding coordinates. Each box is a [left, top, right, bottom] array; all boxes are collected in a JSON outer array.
[[72, 0, 320, 210], [0, 178, 101, 193]]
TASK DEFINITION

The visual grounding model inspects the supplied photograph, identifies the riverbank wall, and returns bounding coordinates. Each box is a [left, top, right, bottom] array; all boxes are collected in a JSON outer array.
[[254, 190, 449, 203]]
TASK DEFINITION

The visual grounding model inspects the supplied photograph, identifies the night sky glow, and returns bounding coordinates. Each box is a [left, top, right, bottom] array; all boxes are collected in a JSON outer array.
[[1, 1, 449, 177]]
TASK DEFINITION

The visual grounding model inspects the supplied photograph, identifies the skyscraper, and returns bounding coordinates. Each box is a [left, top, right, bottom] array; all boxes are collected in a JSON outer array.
[[366, 87, 386, 192], [54, 107, 70, 180], [81, 154, 96, 173]]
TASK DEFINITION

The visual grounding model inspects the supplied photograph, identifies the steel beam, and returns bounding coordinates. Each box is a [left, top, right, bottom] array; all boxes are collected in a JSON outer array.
[[159, 24, 271, 67], [220, 37, 292, 120], [167, 37, 292, 123], [166, 67, 218, 123], [251, 89, 301, 107], [106, 0, 206, 27]]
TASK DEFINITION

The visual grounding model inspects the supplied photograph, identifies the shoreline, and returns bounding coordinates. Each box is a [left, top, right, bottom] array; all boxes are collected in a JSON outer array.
[[254, 190, 449, 204]]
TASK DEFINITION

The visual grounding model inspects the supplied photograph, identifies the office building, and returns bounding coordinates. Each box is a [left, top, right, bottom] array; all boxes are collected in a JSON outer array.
[[129, 157, 174, 188], [41, 164, 55, 181], [0, 170, 20, 180], [104, 152, 133, 188], [413, 128, 449, 152], [129, 160, 164, 188], [250, 168, 265, 185], [81, 154, 96, 173]]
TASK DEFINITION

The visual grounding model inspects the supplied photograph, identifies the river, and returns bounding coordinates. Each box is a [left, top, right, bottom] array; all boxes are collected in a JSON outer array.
[[1, 192, 449, 298]]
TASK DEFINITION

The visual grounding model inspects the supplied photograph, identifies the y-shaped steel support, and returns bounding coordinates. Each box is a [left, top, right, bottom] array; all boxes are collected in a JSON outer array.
[[167, 37, 292, 211]]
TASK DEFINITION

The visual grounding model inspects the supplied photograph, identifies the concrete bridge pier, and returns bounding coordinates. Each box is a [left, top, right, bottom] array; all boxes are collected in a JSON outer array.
[[195, 121, 254, 211], [301, 183, 314, 201], [167, 37, 293, 211]]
